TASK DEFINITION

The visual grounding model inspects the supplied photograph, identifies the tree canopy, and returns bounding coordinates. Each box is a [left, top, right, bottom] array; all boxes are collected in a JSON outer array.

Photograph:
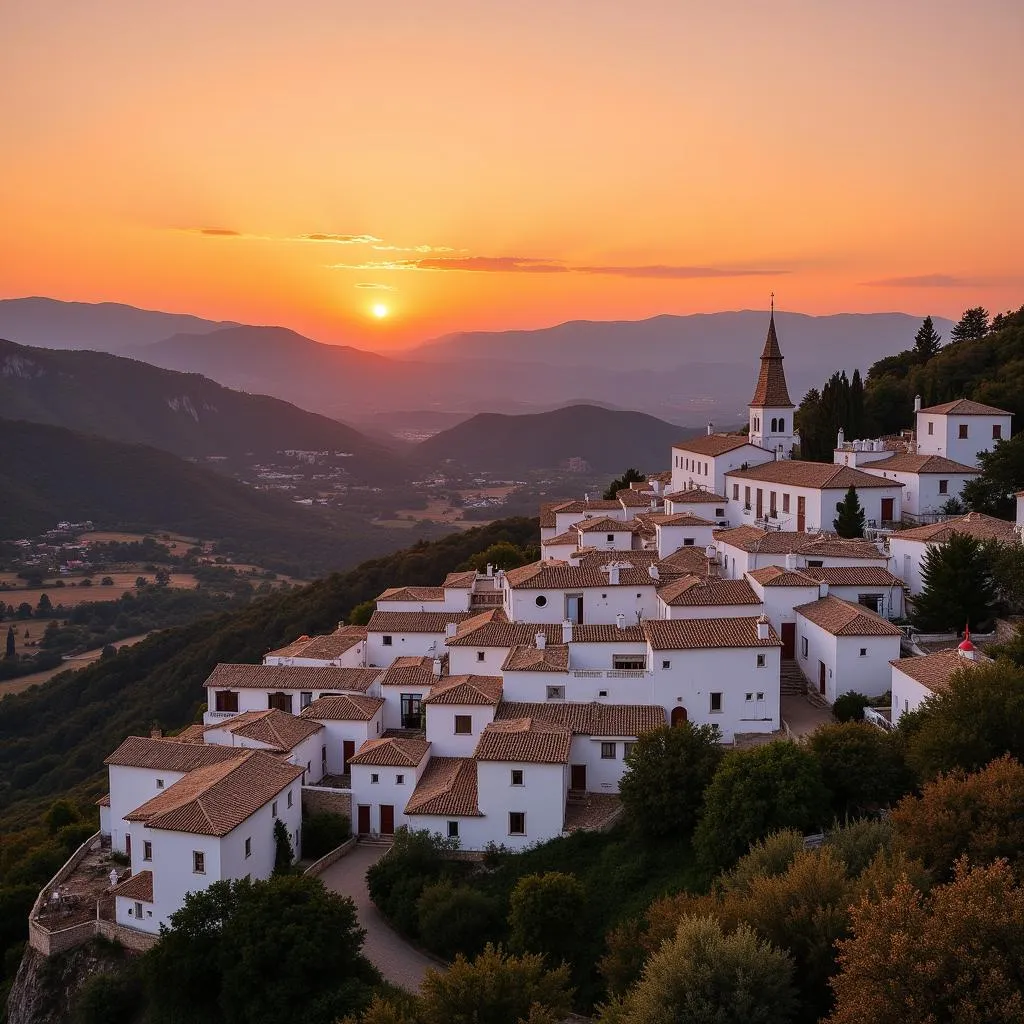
[[913, 316, 942, 361], [832, 486, 866, 538], [911, 532, 996, 633], [603, 468, 646, 500]]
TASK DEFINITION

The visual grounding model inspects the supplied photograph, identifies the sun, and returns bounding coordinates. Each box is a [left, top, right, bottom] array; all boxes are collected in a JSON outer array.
[[371, 303, 389, 319]]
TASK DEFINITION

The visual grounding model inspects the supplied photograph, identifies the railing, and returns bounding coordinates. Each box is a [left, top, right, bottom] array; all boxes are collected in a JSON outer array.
[[207, 710, 237, 719], [572, 669, 651, 678], [863, 706, 892, 731], [469, 592, 503, 606]]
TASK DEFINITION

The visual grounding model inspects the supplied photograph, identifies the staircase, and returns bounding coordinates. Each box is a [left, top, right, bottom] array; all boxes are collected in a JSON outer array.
[[780, 659, 808, 696]]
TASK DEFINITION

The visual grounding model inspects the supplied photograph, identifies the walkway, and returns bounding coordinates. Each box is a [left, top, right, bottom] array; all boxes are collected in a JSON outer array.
[[781, 693, 834, 738], [319, 842, 443, 992]]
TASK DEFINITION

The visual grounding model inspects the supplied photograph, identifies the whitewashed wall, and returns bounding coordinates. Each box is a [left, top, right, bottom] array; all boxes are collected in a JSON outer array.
[[108, 765, 189, 854], [795, 617, 899, 702], [366, 630, 448, 668], [424, 704, 497, 757], [476, 761, 566, 851]]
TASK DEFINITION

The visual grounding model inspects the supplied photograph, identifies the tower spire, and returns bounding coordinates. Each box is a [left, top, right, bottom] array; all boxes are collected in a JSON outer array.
[[750, 310, 793, 408]]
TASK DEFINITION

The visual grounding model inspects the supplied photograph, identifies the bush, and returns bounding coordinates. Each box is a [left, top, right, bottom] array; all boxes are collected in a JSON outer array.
[[76, 967, 144, 1024], [416, 880, 502, 960], [302, 812, 351, 860], [508, 872, 586, 965], [831, 692, 868, 723]]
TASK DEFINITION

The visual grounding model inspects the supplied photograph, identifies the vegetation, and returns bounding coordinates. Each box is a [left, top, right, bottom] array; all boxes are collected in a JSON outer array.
[[911, 533, 997, 632], [507, 871, 586, 966], [961, 429, 1024, 517], [301, 810, 351, 860], [603, 468, 646, 500], [831, 486, 865, 538], [829, 691, 867, 722], [794, 371, 865, 462]]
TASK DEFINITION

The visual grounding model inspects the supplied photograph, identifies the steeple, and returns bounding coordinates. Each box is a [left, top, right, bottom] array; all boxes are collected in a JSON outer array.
[[750, 308, 794, 409]]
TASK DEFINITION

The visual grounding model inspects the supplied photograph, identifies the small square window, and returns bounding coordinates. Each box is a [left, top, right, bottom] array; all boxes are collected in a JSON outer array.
[[715, 508, 725, 517], [156, 778, 164, 789], [193, 851, 205, 874], [860, 648, 867, 657], [509, 811, 526, 836], [600, 742, 616, 759], [546, 685, 565, 700], [143, 840, 152, 861], [396, 774, 405, 785], [598, 689, 608, 697], [756, 654, 766, 667], [710, 692, 723, 713], [454, 714, 472, 734], [510, 769, 524, 786], [958, 424, 969, 439], [382, 635, 393, 646], [938, 479, 948, 494], [447, 821, 459, 839], [476, 651, 486, 662], [602, 593, 608, 599], [606, 534, 615, 542], [272, 801, 277, 817], [662, 659, 671, 670], [287, 790, 293, 808], [244, 837, 252, 858], [745, 692, 754, 701], [370, 773, 379, 784], [756, 691, 764, 701], [683, 537, 695, 546]]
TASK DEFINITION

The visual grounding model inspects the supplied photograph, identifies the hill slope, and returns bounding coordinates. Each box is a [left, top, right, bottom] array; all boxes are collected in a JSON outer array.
[[0, 339, 403, 480], [416, 404, 703, 474], [0, 419, 426, 576]]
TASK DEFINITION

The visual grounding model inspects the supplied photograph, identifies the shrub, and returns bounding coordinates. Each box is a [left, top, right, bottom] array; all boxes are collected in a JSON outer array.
[[416, 880, 502, 960], [76, 967, 144, 1024], [831, 692, 868, 723], [302, 812, 351, 860], [507, 872, 586, 965]]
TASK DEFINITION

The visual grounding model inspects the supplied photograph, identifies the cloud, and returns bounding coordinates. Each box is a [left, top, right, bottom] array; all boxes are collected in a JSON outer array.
[[574, 264, 785, 279], [861, 274, 985, 288], [354, 282, 397, 291], [185, 228, 380, 244], [301, 233, 382, 244], [197, 227, 242, 236], [371, 244, 461, 254]]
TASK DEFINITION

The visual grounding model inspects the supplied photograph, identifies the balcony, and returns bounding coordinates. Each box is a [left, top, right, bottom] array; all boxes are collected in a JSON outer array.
[[572, 669, 651, 678]]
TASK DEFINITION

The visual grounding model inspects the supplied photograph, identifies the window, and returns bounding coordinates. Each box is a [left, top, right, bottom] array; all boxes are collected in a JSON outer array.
[[133, 901, 143, 919], [744, 486, 751, 508], [546, 685, 565, 700], [143, 841, 152, 861], [396, 774, 405, 785], [606, 534, 615, 542], [476, 650, 486, 663], [756, 654, 766, 667], [600, 742, 616, 759], [193, 851, 206, 874], [509, 812, 526, 836], [535, 595, 547, 607], [598, 689, 608, 697], [782, 493, 790, 514], [683, 537, 695, 546], [382, 635, 393, 646], [779, 417, 785, 432], [859, 648, 868, 657], [214, 690, 238, 712], [858, 594, 883, 613], [447, 821, 459, 839], [321, 744, 327, 764], [715, 507, 726, 518], [745, 692, 754, 701], [454, 714, 472, 734], [300, 692, 312, 709], [623, 742, 635, 759], [272, 800, 277, 816], [613, 654, 646, 670], [370, 773, 379, 784], [938, 479, 948, 494], [732, 484, 740, 499], [806, 560, 823, 568], [287, 790, 293, 808], [661, 659, 671, 669], [927, 421, 934, 435], [400, 693, 423, 728], [510, 769, 524, 786], [268, 691, 293, 713], [957, 423, 968, 439], [757, 691, 764, 701], [801, 636, 809, 658], [244, 837, 252, 858], [993, 424, 1003, 440], [156, 778, 164, 789], [709, 692, 723, 713]]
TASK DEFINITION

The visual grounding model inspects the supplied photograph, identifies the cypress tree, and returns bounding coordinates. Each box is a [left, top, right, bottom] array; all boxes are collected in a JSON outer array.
[[911, 533, 997, 632], [833, 486, 866, 538], [5, 625, 14, 659]]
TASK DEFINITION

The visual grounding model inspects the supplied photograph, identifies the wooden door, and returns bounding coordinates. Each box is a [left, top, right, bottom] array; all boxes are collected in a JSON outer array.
[[670, 706, 688, 727], [342, 740, 355, 773], [570, 764, 587, 790], [881, 497, 894, 523], [756, 488, 763, 519], [781, 623, 796, 660], [379, 805, 395, 836], [357, 805, 370, 835], [797, 496, 806, 532], [818, 661, 827, 696]]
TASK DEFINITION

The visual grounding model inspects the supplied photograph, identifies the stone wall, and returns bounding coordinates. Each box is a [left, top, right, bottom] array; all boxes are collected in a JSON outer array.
[[95, 919, 158, 952], [27, 919, 98, 958], [303, 837, 358, 877], [301, 786, 352, 820]]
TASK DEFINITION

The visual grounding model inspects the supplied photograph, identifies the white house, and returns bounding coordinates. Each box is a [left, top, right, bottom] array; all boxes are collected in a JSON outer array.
[[793, 595, 903, 703], [403, 756, 485, 848], [889, 641, 987, 725], [662, 488, 730, 524], [715, 527, 890, 581], [300, 694, 386, 775], [842, 452, 979, 519], [349, 736, 431, 837], [670, 433, 773, 500], [915, 398, 1012, 466], [365, 610, 474, 668], [377, 655, 443, 730], [263, 624, 367, 668], [202, 708, 326, 784], [648, 513, 717, 558], [422, 675, 503, 757], [798, 566, 907, 619], [573, 516, 646, 551], [375, 585, 472, 613], [744, 566, 822, 659]]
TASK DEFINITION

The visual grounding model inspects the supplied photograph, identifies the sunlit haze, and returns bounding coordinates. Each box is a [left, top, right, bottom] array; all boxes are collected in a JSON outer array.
[[3, 0, 1023, 350]]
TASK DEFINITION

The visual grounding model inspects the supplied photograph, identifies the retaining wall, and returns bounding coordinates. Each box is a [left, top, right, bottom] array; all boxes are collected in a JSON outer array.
[[303, 836, 358, 877], [302, 787, 352, 820]]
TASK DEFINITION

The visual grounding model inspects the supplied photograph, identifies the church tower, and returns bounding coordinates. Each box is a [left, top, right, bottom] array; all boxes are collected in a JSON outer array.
[[748, 307, 797, 458]]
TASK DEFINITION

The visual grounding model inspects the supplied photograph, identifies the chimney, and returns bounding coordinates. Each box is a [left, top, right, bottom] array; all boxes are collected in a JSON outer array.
[[432, 657, 443, 679], [914, 394, 922, 413], [837, 427, 845, 448], [648, 564, 660, 580], [535, 632, 547, 650], [706, 422, 714, 436], [150, 726, 162, 739], [616, 612, 626, 630], [650, 498, 658, 511], [445, 622, 458, 639], [756, 614, 771, 641], [486, 563, 494, 577], [608, 564, 621, 585], [785, 551, 797, 570], [562, 619, 573, 644], [819, 582, 829, 598]]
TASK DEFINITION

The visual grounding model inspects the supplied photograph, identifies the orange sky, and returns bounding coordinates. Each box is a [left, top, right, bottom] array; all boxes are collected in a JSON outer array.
[[3, 0, 1023, 350]]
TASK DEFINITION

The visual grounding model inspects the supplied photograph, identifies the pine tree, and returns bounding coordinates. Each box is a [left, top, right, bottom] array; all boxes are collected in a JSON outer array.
[[5, 625, 14, 659], [950, 307, 989, 344], [849, 369, 865, 438], [833, 486, 866, 538], [913, 316, 942, 360], [911, 532, 996, 632]]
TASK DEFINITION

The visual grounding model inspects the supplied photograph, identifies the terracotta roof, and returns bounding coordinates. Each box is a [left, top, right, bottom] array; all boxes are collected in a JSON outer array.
[[643, 616, 782, 650], [672, 434, 762, 457], [495, 701, 664, 736], [650, 512, 716, 528], [543, 530, 583, 546], [474, 718, 572, 764], [404, 757, 481, 817], [539, 502, 564, 529], [379, 655, 441, 688], [443, 570, 477, 589], [96, 793, 111, 807], [656, 548, 718, 576], [750, 313, 794, 408], [367, 610, 475, 634], [618, 488, 652, 507], [800, 566, 906, 587], [663, 488, 729, 503], [265, 625, 366, 662], [502, 645, 570, 673], [725, 461, 904, 489], [204, 709, 323, 751], [423, 674, 503, 705], [793, 595, 903, 636], [174, 724, 208, 743], [301, 693, 385, 721], [863, 453, 980, 475], [891, 512, 1017, 544], [105, 736, 246, 771], [575, 516, 644, 534], [112, 870, 153, 903], [504, 561, 657, 590], [349, 736, 430, 767], [377, 586, 446, 602], [746, 566, 819, 587], [890, 648, 985, 693], [550, 499, 623, 513], [650, 470, 673, 484], [657, 575, 761, 607], [124, 751, 302, 836], [449, 619, 645, 649], [713, 527, 887, 560], [573, 549, 660, 569], [917, 398, 1011, 416], [205, 663, 382, 693]]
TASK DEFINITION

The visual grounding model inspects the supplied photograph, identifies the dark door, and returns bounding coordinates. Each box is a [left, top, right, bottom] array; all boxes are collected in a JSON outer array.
[[125, 833, 131, 859], [357, 805, 370, 835], [881, 497, 894, 522], [380, 805, 395, 836], [570, 764, 587, 790], [756, 488, 763, 519], [797, 496, 806, 532], [342, 740, 355, 773], [781, 623, 796, 660], [670, 706, 688, 726], [818, 661, 827, 696], [268, 691, 293, 713]]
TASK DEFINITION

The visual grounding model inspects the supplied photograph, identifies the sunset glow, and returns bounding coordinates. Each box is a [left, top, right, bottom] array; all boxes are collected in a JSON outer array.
[[3, 0, 1023, 350]]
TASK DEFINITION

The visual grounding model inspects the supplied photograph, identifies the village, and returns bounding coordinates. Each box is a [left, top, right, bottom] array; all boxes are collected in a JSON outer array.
[[27, 313, 1024, 954]]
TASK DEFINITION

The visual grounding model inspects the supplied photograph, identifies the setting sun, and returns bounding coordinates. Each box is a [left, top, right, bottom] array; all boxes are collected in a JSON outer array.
[[371, 303, 389, 319]]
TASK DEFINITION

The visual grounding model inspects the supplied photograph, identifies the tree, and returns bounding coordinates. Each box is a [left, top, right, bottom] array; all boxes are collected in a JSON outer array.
[[961, 431, 1024, 518], [599, 917, 797, 1024], [35, 593, 52, 616], [900, 658, 1024, 779], [4, 625, 14, 659], [416, 880, 502, 960], [695, 743, 831, 871], [154, 568, 172, 587], [913, 315, 942, 361], [827, 859, 1024, 1024], [273, 818, 293, 874], [830, 691, 868, 722], [348, 599, 376, 626], [832, 486, 866, 537], [508, 872, 586, 966], [603, 468, 645, 500], [618, 723, 724, 837], [890, 754, 1024, 879], [808, 722, 913, 819], [911, 532, 996, 632], [949, 306, 990, 344], [467, 541, 532, 572]]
